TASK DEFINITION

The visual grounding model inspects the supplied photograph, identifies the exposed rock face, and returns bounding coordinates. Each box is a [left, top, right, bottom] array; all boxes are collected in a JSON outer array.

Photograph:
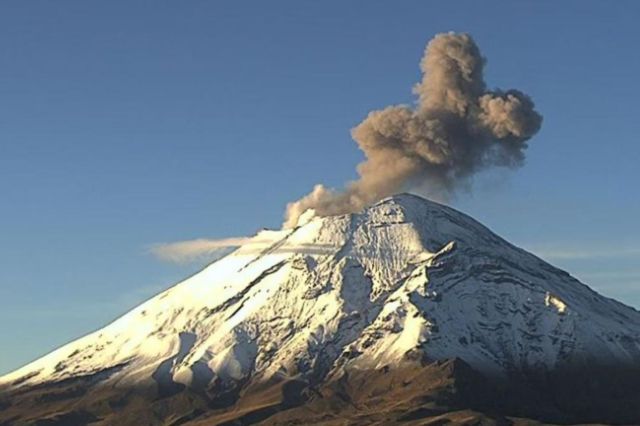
[[2, 194, 640, 425]]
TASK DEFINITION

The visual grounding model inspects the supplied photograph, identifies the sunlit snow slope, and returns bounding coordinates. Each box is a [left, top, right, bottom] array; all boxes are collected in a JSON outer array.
[[3, 194, 640, 394]]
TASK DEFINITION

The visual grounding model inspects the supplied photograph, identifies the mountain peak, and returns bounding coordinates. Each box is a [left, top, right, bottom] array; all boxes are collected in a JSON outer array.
[[374, 191, 438, 206], [3, 194, 640, 424], [314, 192, 503, 261]]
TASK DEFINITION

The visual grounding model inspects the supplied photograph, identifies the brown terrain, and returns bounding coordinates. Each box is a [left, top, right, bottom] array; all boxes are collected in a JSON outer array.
[[2, 357, 640, 425]]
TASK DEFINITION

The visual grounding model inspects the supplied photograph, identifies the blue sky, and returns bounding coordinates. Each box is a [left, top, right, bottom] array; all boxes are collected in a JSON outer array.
[[1, 1, 639, 374]]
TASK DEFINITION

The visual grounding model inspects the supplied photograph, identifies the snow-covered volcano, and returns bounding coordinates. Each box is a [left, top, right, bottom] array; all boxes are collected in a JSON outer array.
[[2, 194, 640, 425]]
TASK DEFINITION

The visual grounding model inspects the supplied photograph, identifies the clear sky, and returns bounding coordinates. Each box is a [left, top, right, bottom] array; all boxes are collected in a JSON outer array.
[[1, 1, 639, 375]]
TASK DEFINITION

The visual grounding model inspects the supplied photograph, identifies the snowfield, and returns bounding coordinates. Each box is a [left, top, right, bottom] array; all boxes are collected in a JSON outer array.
[[3, 194, 640, 393]]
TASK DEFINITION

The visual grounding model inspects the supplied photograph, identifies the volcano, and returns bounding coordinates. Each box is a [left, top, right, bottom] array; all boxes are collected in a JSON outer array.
[[2, 194, 640, 425]]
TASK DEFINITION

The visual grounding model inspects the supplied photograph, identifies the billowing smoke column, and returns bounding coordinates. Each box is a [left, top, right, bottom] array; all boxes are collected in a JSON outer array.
[[284, 32, 542, 228]]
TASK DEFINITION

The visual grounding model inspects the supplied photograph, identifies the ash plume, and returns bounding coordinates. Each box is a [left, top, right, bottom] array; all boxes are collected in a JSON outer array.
[[284, 32, 542, 228]]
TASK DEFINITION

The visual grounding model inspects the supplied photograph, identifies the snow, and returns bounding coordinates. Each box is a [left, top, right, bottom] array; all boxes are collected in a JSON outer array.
[[545, 292, 568, 314], [2, 193, 640, 391]]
